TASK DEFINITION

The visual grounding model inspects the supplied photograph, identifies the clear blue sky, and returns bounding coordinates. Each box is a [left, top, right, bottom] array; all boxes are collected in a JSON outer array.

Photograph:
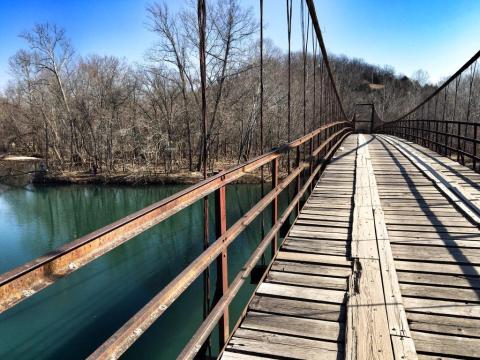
[[0, 0, 479, 91]]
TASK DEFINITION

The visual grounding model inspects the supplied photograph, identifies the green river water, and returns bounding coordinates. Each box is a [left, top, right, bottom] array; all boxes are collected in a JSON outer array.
[[0, 184, 292, 359]]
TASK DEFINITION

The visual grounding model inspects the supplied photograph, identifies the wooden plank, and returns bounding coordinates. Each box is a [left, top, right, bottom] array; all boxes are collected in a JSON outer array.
[[300, 209, 351, 218], [289, 229, 351, 240], [346, 134, 402, 360], [294, 221, 351, 233], [392, 335, 418, 360], [407, 312, 480, 338], [227, 328, 341, 360], [275, 251, 351, 267], [397, 271, 480, 289], [390, 237, 480, 249], [256, 282, 346, 304], [389, 230, 480, 240], [271, 260, 351, 278], [395, 260, 480, 276], [404, 297, 480, 318], [367, 141, 413, 340], [294, 218, 351, 229], [384, 216, 473, 227], [383, 209, 461, 217], [350, 136, 377, 260], [241, 311, 343, 342], [374, 210, 416, 338], [283, 238, 348, 256], [221, 351, 275, 360], [266, 271, 347, 290], [386, 224, 478, 234], [392, 244, 480, 264], [381, 202, 455, 209], [365, 135, 417, 358], [346, 259, 395, 360], [249, 295, 345, 322], [400, 283, 480, 302], [411, 331, 480, 358]]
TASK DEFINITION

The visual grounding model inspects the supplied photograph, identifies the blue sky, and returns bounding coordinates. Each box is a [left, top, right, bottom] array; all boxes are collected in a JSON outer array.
[[0, 0, 479, 90]]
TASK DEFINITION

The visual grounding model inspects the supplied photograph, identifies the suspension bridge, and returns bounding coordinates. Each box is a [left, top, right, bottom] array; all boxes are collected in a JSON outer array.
[[1, 0, 480, 359]]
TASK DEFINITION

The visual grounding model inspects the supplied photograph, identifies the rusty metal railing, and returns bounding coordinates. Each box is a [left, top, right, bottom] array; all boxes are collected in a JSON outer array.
[[376, 49, 480, 172], [0, 121, 352, 358]]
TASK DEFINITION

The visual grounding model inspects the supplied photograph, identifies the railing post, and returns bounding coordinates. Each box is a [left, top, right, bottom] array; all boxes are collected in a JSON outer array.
[[271, 158, 279, 258], [296, 146, 301, 213], [457, 122, 461, 163], [422, 120, 426, 146], [215, 185, 229, 348], [428, 120, 432, 149], [449, 122, 452, 156], [317, 133, 321, 166], [309, 138, 314, 192], [474, 124, 478, 172]]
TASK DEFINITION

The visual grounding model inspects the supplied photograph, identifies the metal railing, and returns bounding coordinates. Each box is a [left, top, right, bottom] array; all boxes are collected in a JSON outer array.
[[376, 50, 480, 172], [90, 121, 351, 359], [0, 121, 352, 358]]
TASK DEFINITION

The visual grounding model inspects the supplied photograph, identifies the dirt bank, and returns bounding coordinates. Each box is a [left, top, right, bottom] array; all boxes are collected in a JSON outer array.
[[35, 170, 267, 185]]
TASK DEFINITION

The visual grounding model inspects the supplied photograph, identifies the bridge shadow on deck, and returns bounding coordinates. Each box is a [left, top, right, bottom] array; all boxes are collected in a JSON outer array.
[[396, 138, 480, 191], [374, 135, 480, 298]]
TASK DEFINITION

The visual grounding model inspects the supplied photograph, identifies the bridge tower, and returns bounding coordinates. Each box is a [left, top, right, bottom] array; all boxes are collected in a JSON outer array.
[[354, 103, 375, 133]]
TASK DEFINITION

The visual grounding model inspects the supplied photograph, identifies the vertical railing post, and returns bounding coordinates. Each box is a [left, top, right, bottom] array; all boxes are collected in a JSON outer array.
[[271, 158, 279, 258], [474, 124, 478, 172], [450, 123, 453, 157], [317, 133, 321, 166], [412, 120, 418, 142], [296, 146, 301, 213], [422, 120, 425, 146], [215, 185, 229, 348], [457, 122, 461, 163], [309, 138, 314, 192], [430, 121, 433, 149]]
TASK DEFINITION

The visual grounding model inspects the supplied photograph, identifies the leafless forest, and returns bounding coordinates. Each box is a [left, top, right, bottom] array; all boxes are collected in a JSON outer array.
[[0, 0, 457, 177]]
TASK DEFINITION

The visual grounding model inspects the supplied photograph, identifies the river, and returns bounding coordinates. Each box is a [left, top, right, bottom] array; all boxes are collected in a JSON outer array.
[[0, 183, 292, 359]]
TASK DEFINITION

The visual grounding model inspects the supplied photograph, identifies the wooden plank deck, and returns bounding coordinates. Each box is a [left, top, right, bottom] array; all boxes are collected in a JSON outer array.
[[370, 135, 480, 360], [221, 134, 480, 360]]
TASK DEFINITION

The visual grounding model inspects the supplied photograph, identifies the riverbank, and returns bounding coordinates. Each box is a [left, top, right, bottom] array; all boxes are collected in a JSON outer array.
[[0, 155, 43, 187], [35, 169, 269, 185]]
